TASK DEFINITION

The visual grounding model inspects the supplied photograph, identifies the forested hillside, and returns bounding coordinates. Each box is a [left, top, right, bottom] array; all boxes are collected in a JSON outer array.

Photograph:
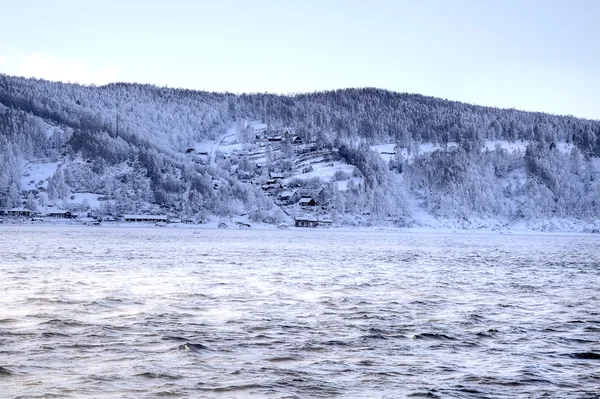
[[1, 73, 599, 230]]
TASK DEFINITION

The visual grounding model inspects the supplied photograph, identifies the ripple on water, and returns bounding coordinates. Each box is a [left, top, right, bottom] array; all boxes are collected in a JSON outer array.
[[0, 227, 599, 398]]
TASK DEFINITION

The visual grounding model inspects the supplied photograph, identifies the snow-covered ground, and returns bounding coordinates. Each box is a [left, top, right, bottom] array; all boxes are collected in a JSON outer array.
[[373, 140, 576, 164], [21, 161, 61, 191], [3, 213, 598, 235], [68, 192, 104, 210], [293, 160, 354, 181]]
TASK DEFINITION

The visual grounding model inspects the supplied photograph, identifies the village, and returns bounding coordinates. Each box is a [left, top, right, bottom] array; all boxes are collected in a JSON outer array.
[[0, 207, 332, 229], [183, 121, 349, 228], [2, 121, 356, 229]]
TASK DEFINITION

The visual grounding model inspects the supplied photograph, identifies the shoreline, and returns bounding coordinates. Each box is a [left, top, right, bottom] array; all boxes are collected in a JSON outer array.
[[1, 219, 598, 237]]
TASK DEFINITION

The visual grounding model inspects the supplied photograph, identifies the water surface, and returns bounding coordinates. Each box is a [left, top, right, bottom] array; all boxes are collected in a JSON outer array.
[[1, 226, 599, 398]]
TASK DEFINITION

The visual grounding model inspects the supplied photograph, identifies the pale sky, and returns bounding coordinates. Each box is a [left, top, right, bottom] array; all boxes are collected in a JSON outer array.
[[1, 0, 599, 119]]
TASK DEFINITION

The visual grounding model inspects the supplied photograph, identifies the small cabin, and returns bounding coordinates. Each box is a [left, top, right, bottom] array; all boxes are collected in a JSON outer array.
[[294, 218, 317, 228], [294, 217, 332, 228], [262, 184, 279, 192], [298, 197, 316, 207], [291, 136, 303, 145], [48, 210, 74, 219], [278, 190, 294, 201], [318, 219, 333, 227]]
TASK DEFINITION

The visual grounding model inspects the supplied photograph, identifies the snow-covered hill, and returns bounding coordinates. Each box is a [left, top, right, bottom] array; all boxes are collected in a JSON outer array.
[[1, 74, 599, 232]]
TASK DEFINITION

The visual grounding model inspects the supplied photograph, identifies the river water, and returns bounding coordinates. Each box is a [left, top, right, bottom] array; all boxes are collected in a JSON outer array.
[[0, 226, 599, 398]]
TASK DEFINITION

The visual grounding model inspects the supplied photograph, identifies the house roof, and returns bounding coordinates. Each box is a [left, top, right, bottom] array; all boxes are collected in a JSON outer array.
[[124, 215, 168, 220], [298, 197, 315, 205]]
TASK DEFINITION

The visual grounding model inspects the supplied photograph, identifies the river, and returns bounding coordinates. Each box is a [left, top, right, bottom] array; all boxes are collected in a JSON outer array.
[[1, 226, 599, 398]]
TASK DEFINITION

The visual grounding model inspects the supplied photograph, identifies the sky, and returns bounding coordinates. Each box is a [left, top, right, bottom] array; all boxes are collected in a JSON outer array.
[[0, 0, 599, 120]]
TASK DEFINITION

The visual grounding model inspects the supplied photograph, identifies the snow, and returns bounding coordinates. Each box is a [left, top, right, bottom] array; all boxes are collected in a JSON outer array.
[[21, 161, 61, 190], [483, 140, 527, 153], [248, 121, 267, 131], [374, 140, 576, 164], [483, 140, 574, 154], [2, 217, 597, 236], [218, 142, 244, 153], [556, 142, 575, 154], [293, 161, 354, 181], [194, 126, 242, 161], [42, 120, 61, 139], [193, 140, 217, 154], [388, 142, 460, 161], [68, 192, 103, 210], [336, 177, 362, 191]]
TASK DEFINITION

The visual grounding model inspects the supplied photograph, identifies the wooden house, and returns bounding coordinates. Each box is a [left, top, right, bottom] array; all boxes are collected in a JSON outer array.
[[294, 217, 332, 228], [294, 217, 317, 228], [7, 208, 34, 217], [48, 210, 74, 219], [278, 190, 294, 201], [298, 197, 316, 207]]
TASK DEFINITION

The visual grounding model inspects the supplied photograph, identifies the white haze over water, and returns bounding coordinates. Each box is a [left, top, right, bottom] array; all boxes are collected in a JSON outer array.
[[1, 226, 599, 398]]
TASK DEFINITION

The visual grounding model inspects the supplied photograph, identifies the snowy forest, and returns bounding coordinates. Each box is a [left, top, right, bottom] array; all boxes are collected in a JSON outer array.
[[1, 73, 599, 230]]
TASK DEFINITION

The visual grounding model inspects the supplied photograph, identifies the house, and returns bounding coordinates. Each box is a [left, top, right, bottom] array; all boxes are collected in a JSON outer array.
[[48, 210, 74, 219], [318, 219, 333, 227], [294, 217, 317, 228], [298, 197, 316, 207], [294, 217, 333, 228], [269, 172, 284, 180], [278, 190, 294, 201], [291, 136, 303, 145], [261, 184, 280, 192], [262, 177, 282, 192], [186, 148, 195, 154], [236, 169, 254, 180], [7, 208, 34, 217], [124, 215, 169, 223], [267, 136, 283, 142]]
